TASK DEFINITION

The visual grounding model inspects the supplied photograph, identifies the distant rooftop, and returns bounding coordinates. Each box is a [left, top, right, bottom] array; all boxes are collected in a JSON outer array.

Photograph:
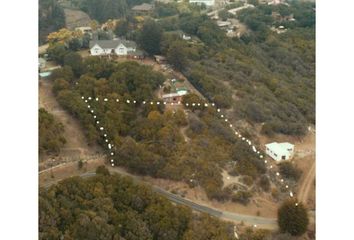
[[132, 3, 154, 11]]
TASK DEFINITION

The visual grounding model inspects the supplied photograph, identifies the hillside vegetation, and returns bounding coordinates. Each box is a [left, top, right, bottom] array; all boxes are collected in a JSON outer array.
[[39, 108, 66, 156], [39, 168, 234, 240], [39, 0, 66, 44], [156, 1, 315, 136], [66, 0, 153, 23], [50, 58, 267, 201]]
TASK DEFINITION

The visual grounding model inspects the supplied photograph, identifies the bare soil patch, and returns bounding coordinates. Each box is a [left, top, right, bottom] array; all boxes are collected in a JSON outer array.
[[39, 158, 105, 187], [257, 126, 316, 210], [39, 79, 101, 170], [64, 8, 91, 30], [142, 175, 278, 218]]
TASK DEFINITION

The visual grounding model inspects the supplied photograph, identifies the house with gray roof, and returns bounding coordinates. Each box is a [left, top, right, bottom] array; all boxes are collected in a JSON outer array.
[[89, 39, 140, 57]]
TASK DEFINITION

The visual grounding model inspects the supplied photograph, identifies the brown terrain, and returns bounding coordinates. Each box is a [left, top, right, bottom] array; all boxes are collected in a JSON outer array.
[[39, 50, 315, 235], [258, 126, 316, 209], [63, 8, 91, 30], [39, 77, 103, 171]]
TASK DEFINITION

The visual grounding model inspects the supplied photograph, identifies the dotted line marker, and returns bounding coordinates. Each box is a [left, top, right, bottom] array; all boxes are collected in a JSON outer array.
[[81, 96, 298, 205]]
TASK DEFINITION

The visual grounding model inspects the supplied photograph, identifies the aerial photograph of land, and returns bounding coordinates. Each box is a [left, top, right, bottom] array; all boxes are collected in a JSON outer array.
[[38, 0, 315, 239]]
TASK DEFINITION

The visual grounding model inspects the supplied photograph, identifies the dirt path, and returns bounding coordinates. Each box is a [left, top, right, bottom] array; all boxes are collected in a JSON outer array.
[[39, 79, 101, 169], [180, 126, 190, 142], [298, 160, 316, 205], [39, 44, 49, 55]]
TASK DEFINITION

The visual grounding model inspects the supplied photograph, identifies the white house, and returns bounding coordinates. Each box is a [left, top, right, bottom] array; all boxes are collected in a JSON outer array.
[[162, 91, 188, 103], [265, 142, 295, 162], [38, 58, 46, 70], [89, 39, 138, 56], [189, 0, 215, 7], [75, 26, 92, 34]]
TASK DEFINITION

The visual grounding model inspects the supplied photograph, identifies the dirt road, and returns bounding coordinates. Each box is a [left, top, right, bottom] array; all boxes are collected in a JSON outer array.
[[41, 164, 278, 229], [39, 79, 101, 169], [298, 160, 316, 205]]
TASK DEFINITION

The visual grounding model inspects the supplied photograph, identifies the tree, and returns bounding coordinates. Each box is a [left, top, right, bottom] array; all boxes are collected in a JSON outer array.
[[78, 160, 83, 169], [97, 29, 113, 40], [259, 175, 270, 192], [39, 108, 66, 155], [82, 33, 91, 48], [218, 9, 229, 21], [96, 165, 110, 176], [47, 43, 69, 64], [155, 2, 178, 17], [39, 174, 236, 240], [278, 199, 309, 236], [174, 109, 188, 126], [279, 162, 302, 181], [52, 78, 70, 95], [47, 28, 82, 44], [114, 19, 129, 37], [138, 20, 162, 55], [247, 0, 259, 6], [239, 227, 270, 240], [51, 66, 75, 83], [80, 0, 128, 23], [39, 0, 65, 44], [231, 191, 252, 205], [166, 41, 188, 71], [63, 52, 85, 77], [68, 37, 82, 51]]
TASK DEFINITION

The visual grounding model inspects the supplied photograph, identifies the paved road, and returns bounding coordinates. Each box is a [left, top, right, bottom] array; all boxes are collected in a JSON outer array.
[[42, 169, 278, 229]]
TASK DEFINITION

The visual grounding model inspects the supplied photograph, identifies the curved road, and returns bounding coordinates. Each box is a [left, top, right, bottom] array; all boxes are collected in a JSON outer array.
[[42, 168, 277, 229]]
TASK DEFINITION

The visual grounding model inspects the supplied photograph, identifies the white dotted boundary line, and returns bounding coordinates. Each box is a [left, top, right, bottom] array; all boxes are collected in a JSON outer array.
[[81, 96, 298, 204]]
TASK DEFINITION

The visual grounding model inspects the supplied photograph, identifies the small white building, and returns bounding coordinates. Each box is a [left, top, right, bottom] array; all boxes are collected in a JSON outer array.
[[265, 142, 294, 162], [75, 26, 92, 34], [38, 58, 46, 70], [89, 39, 137, 56], [182, 34, 191, 40], [189, 0, 215, 7]]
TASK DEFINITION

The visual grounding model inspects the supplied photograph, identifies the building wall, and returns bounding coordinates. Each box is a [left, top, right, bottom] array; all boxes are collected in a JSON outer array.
[[91, 44, 136, 56], [163, 95, 183, 103], [114, 44, 128, 55], [90, 44, 112, 56], [189, 0, 215, 7]]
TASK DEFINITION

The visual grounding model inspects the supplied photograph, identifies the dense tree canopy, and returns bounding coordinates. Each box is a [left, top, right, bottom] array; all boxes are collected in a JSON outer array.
[[278, 162, 302, 181], [138, 20, 163, 55], [39, 108, 66, 155], [50, 55, 267, 200], [39, 0, 65, 44], [278, 199, 309, 236], [80, 0, 128, 23], [39, 169, 234, 239]]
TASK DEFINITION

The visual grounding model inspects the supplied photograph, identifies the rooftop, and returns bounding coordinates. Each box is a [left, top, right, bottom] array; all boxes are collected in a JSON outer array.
[[132, 3, 154, 11], [217, 21, 231, 27], [162, 92, 187, 98], [89, 39, 137, 49], [266, 142, 294, 154]]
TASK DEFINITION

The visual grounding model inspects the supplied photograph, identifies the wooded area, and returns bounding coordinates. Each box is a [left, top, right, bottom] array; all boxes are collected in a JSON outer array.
[[50, 58, 268, 201], [39, 169, 234, 239], [39, 0, 66, 44], [39, 108, 66, 155]]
